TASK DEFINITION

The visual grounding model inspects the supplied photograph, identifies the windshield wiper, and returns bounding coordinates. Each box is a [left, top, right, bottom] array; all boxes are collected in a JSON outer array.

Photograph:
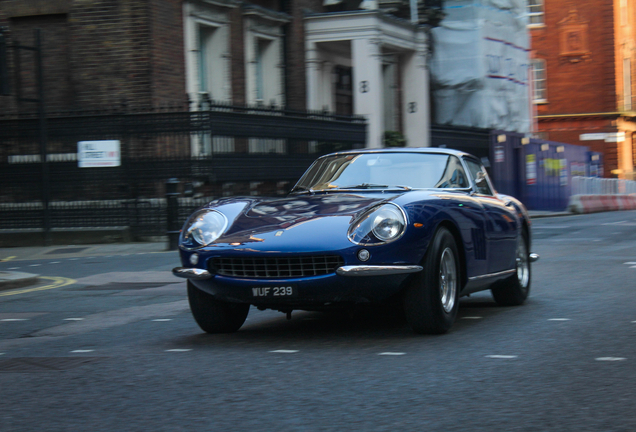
[[336, 184, 413, 191], [336, 183, 390, 189], [289, 186, 314, 194]]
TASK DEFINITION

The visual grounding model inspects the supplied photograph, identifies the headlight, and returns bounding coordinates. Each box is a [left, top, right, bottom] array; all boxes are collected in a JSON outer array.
[[180, 209, 228, 249], [348, 204, 406, 245]]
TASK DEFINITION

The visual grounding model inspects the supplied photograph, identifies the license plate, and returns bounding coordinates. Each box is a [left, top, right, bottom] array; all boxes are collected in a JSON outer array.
[[251, 285, 297, 298]]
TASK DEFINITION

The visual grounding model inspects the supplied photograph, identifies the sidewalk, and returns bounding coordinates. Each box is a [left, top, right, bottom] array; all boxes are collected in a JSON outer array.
[[0, 242, 172, 292]]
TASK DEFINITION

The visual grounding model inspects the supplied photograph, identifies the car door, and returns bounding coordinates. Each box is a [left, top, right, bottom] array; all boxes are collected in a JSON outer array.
[[463, 157, 517, 273]]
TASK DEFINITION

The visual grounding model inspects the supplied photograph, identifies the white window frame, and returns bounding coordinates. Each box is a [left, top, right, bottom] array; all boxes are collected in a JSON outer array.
[[531, 58, 548, 104], [527, 0, 545, 27]]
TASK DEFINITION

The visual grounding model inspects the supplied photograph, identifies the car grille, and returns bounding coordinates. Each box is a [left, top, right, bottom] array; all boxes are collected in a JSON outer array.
[[211, 255, 345, 278]]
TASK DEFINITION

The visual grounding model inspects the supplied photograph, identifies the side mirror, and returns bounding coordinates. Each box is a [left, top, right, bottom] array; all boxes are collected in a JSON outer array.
[[475, 171, 488, 188]]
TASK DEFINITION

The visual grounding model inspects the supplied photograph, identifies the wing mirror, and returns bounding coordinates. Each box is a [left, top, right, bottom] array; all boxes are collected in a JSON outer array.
[[475, 171, 488, 188]]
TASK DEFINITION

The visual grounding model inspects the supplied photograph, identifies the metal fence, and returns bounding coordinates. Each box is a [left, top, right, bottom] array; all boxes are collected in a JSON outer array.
[[0, 103, 367, 240], [571, 176, 636, 196]]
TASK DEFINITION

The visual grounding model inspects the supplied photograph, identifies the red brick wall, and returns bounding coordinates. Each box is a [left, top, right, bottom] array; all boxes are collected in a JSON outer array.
[[532, 0, 617, 116]]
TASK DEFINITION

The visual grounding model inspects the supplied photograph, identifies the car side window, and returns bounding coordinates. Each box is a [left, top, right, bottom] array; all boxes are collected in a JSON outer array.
[[464, 158, 493, 195]]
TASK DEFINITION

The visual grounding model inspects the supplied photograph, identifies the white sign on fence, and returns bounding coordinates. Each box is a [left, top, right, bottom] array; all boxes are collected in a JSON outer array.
[[78, 140, 121, 168]]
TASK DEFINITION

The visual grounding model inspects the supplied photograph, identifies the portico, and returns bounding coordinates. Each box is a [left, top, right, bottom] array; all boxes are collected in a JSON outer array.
[[305, 11, 429, 148]]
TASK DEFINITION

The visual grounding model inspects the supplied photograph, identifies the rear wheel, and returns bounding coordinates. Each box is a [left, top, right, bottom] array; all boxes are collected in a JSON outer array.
[[403, 227, 460, 334], [187, 281, 250, 333], [491, 231, 531, 306]]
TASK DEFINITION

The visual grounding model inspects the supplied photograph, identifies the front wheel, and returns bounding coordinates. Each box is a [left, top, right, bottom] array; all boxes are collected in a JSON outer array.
[[403, 227, 461, 334], [187, 281, 250, 333], [491, 231, 531, 306]]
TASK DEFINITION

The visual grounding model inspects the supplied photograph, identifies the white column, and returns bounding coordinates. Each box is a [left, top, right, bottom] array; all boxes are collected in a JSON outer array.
[[306, 41, 322, 110], [401, 32, 429, 147], [352, 38, 384, 148]]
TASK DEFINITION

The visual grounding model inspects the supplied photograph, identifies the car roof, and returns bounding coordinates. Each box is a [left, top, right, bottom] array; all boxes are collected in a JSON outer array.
[[323, 147, 478, 159]]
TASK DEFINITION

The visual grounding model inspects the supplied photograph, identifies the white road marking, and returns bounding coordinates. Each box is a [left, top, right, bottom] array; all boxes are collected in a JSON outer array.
[[63, 318, 84, 321], [71, 350, 95, 353], [624, 262, 636, 265], [269, 350, 299, 353], [1, 319, 29, 322], [596, 357, 626, 361], [8, 267, 19, 270], [548, 318, 571, 321], [29, 264, 41, 267], [603, 221, 627, 225], [461, 316, 483, 320], [152, 319, 172, 322], [166, 349, 192, 352], [378, 352, 406, 356], [486, 355, 518, 359], [49, 262, 60, 264], [632, 321, 636, 323], [534, 225, 571, 229], [69, 258, 78, 261], [630, 266, 636, 269]]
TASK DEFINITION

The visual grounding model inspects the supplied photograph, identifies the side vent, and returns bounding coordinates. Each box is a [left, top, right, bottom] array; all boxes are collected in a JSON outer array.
[[471, 228, 486, 260]]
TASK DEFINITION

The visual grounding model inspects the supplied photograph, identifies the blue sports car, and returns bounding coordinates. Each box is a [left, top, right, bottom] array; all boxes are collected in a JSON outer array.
[[173, 148, 539, 334]]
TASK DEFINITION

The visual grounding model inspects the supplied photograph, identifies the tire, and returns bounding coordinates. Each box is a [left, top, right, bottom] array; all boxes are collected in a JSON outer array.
[[187, 281, 250, 333], [491, 231, 531, 306], [403, 227, 460, 334]]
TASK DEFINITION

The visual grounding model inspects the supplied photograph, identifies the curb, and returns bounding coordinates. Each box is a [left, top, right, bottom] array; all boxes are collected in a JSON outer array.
[[0, 271, 40, 291]]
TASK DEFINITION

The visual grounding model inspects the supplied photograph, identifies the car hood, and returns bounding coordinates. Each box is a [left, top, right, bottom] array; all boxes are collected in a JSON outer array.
[[206, 193, 399, 250]]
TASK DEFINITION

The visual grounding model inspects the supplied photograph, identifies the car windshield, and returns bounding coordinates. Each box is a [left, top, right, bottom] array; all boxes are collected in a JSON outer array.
[[294, 152, 468, 191]]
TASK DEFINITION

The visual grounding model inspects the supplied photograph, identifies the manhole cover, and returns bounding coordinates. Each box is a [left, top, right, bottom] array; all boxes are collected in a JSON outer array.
[[0, 357, 102, 373], [46, 247, 88, 255], [73, 282, 170, 291]]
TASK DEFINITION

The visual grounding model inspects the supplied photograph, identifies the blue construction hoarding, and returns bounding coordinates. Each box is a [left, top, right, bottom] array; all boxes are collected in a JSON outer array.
[[488, 131, 603, 211]]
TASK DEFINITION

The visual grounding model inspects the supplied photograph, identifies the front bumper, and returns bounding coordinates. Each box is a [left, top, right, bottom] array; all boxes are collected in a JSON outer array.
[[172, 265, 421, 305], [173, 264, 423, 280]]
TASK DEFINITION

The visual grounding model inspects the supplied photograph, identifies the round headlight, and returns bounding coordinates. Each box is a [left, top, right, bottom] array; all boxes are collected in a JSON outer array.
[[181, 209, 228, 249], [372, 206, 405, 241], [348, 204, 406, 245]]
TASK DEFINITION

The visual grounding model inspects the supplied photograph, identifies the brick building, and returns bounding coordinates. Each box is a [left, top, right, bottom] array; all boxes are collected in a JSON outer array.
[[529, 0, 636, 179], [0, 0, 442, 150]]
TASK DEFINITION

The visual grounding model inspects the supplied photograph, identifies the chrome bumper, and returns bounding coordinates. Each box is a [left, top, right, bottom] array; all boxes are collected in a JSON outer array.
[[336, 265, 423, 277], [530, 253, 540, 263], [173, 267, 212, 280]]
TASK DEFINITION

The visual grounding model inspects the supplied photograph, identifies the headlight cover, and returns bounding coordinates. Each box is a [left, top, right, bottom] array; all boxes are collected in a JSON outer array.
[[348, 204, 407, 245], [180, 209, 228, 250]]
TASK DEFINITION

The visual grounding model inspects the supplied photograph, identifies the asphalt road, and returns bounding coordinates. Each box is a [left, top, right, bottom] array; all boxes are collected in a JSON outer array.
[[0, 211, 635, 431]]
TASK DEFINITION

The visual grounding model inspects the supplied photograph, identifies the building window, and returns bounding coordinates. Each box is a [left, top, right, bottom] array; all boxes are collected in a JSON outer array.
[[531, 59, 547, 103], [527, 0, 544, 26], [624, 58, 632, 111]]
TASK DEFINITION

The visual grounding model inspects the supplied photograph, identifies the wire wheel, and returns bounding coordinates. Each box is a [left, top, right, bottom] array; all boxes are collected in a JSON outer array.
[[439, 247, 457, 313]]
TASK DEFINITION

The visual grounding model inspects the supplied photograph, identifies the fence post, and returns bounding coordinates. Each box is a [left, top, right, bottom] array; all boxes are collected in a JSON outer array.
[[166, 178, 180, 250]]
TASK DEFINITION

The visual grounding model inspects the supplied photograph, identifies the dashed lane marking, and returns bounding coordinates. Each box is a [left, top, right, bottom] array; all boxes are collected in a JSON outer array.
[[0, 276, 76, 297], [64, 318, 84, 321], [378, 352, 406, 356], [269, 350, 299, 354], [166, 349, 192, 352], [548, 318, 571, 321], [49, 262, 60, 264], [461, 316, 483, 320], [596, 357, 627, 361], [7, 267, 19, 270], [71, 350, 95, 353], [623, 262, 636, 265], [0, 256, 17, 263], [152, 319, 172, 322], [29, 264, 41, 267], [1, 319, 29, 322], [486, 355, 518, 359]]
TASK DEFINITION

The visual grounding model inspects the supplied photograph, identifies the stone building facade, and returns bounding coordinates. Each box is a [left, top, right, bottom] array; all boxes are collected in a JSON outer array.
[[529, 0, 636, 179]]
